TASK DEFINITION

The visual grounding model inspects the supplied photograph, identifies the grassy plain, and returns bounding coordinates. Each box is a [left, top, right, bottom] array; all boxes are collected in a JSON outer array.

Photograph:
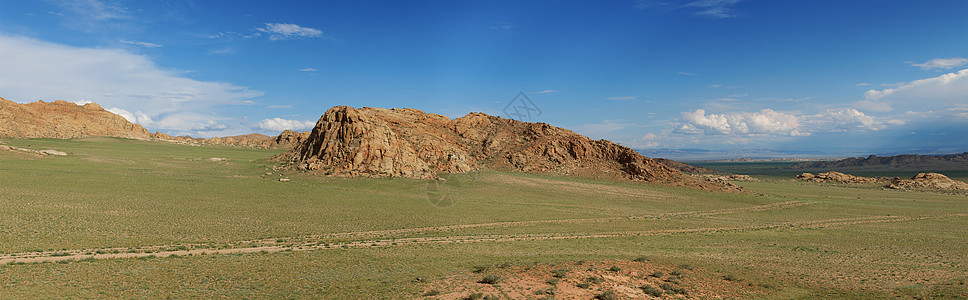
[[0, 138, 966, 298]]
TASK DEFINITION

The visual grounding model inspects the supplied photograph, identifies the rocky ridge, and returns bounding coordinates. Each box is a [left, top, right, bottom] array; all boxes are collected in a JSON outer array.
[[1, 97, 309, 149], [277, 106, 740, 191], [0, 97, 151, 139]]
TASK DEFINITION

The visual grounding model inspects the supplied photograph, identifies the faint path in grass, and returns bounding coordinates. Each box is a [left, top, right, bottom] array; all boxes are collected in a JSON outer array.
[[2, 213, 964, 265], [0, 200, 812, 264]]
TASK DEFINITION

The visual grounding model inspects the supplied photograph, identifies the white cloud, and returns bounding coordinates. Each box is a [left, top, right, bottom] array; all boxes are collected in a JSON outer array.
[[864, 68, 968, 112], [536, 90, 558, 94], [298, 68, 317, 72], [256, 23, 323, 40], [674, 108, 897, 137], [675, 109, 805, 136], [0, 34, 263, 136], [855, 83, 871, 86], [119, 40, 161, 48], [677, 71, 698, 76], [607, 96, 635, 101], [910, 57, 968, 70], [266, 105, 292, 109], [255, 118, 316, 132], [809, 108, 893, 132]]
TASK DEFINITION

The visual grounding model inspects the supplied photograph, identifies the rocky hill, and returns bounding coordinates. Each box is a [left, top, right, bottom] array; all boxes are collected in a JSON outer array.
[[0, 97, 151, 139], [277, 106, 740, 191], [887, 173, 968, 191], [788, 153, 968, 171]]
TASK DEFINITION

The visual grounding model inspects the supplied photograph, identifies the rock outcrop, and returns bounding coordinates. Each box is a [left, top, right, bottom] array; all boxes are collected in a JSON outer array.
[[0, 97, 151, 139], [795, 171, 883, 184], [887, 173, 968, 191], [278, 106, 740, 191]]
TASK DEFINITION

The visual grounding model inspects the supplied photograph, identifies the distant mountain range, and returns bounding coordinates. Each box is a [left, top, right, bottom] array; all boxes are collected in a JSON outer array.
[[787, 153, 968, 171], [636, 148, 967, 162]]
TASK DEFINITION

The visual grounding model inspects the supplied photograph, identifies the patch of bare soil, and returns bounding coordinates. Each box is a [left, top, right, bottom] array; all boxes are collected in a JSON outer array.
[[420, 259, 772, 299]]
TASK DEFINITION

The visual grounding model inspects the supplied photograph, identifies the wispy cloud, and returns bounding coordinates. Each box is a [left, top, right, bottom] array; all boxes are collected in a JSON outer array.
[[910, 57, 968, 70], [607, 96, 635, 101], [255, 118, 316, 132], [47, 11, 65, 17], [490, 22, 516, 30], [677, 71, 698, 76], [55, 0, 128, 21], [536, 90, 558, 94], [636, 0, 743, 19], [266, 105, 292, 109], [208, 48, 236, 55], [256, 23, 323, 41], [298, 68, 317, 72], [119, 40, 161, 48], [855, 83, 871, 86]]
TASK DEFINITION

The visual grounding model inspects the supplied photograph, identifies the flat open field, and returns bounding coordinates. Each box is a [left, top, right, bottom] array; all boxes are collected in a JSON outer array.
[[1, 138, 966, 298]]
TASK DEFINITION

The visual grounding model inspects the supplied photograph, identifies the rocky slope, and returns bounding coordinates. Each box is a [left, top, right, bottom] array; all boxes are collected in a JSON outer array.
[[788, 153, 968, 171], [277, 106, 739, 191], [0, 97, 151, 139]]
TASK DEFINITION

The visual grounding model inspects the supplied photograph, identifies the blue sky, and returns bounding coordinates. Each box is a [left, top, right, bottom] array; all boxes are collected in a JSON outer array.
[[1, 0, 966, 157]]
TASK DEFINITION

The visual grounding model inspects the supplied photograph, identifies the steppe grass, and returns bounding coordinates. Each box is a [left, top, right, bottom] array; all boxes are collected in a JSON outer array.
[[0, 138, 965, 298]]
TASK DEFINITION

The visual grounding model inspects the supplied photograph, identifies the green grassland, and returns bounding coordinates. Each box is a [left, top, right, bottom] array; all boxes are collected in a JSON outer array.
[[1, 138, 966, 298]]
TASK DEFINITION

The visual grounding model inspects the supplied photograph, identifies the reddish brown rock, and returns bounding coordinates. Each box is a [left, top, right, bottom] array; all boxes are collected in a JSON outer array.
[[0, 97, 150, 139], [278, 106, 740, 191], [795, 171, 882, 184]]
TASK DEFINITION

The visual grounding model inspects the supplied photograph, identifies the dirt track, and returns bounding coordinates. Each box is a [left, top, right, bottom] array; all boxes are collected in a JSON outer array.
[[4, 201, 962, 265]]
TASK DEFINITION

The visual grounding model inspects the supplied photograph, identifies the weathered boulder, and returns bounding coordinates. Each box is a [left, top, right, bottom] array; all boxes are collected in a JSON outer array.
[[887, 173, 968, 191]]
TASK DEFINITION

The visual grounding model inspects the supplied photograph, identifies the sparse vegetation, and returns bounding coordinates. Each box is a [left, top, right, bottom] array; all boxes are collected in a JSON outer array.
[[640, 284, 664, 297], [551, 268, 569, 278]]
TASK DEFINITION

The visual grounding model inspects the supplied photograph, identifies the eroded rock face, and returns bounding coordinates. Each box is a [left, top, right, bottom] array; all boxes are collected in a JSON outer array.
[[888, 173, 968, 191], [795, 171, 882, 184], [279, 106, 739, 191], [0, 97, 151, 139]]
